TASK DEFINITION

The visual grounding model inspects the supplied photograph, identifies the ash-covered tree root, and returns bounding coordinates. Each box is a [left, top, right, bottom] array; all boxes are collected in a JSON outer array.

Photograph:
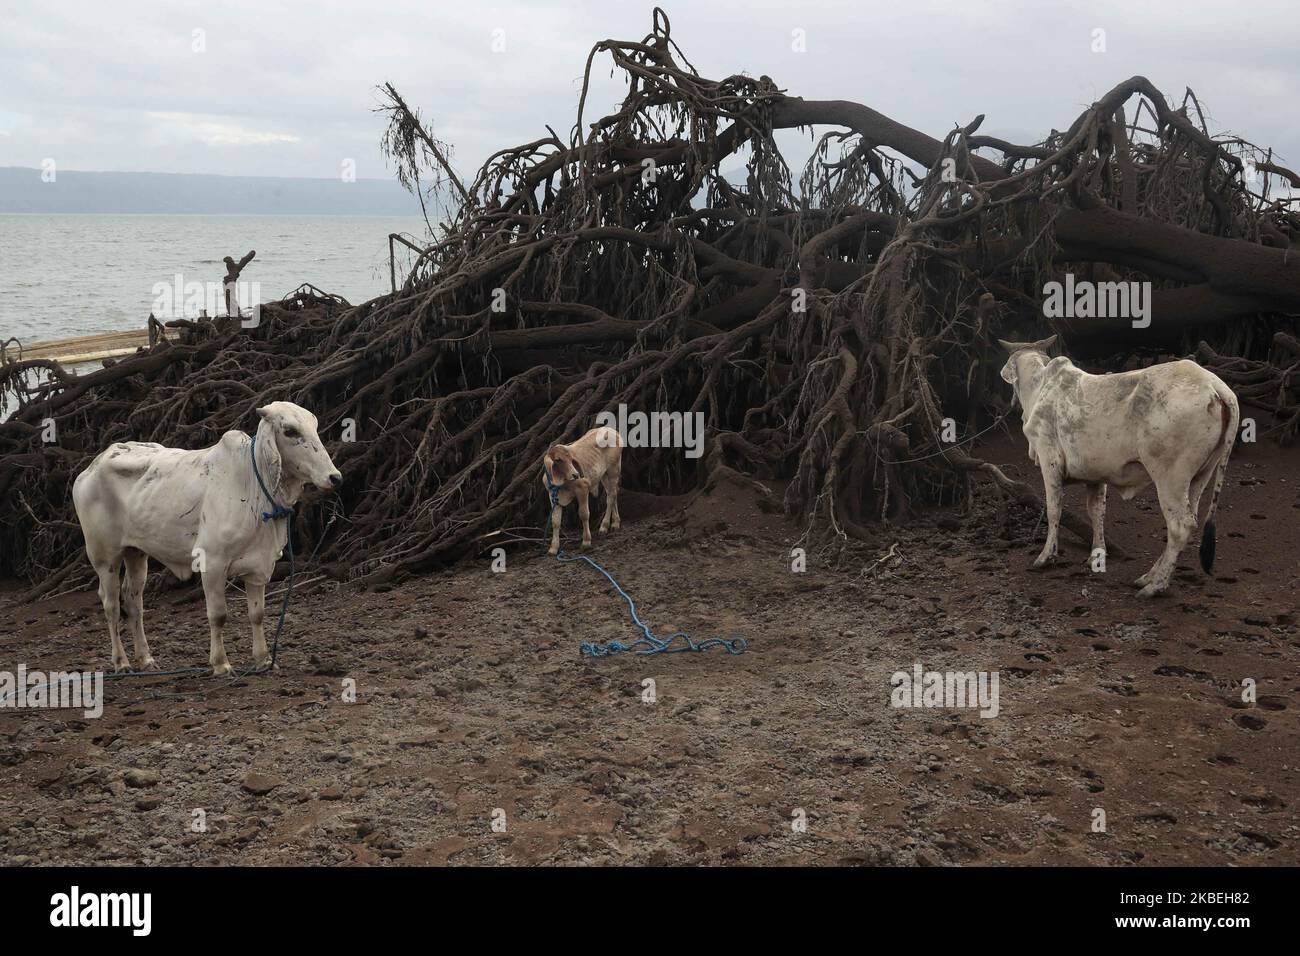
[[2, 8, 1297, 593]]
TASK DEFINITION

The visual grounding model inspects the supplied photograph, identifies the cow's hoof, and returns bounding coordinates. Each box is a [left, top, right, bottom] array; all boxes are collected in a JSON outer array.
[[1133, 573, 1151, 588], [1137, 583, 1164, 598], [252, 657, 272, 670], [112, 660, 131, 674], [211, 662, 233, 677], [581, 541, 592, 550], [1031, 555, 1056, 569], [547, 547, 559, 557], [139, 656, 158, 670]]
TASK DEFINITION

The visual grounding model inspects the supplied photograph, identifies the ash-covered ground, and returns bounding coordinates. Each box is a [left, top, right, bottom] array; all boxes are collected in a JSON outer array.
[[2, 429, 1296, 865]]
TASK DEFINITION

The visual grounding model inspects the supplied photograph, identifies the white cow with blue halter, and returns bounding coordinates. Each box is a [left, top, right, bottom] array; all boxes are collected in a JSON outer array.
[[72, 402, 341, 675]]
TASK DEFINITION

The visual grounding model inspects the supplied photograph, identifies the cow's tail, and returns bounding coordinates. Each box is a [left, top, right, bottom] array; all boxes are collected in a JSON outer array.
[[1199, 383, 1239, 574]]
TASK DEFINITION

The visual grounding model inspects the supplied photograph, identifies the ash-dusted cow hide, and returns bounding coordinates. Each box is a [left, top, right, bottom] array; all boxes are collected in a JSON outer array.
[[999, 337, 1239, 596], [72, 402, 341, 674]]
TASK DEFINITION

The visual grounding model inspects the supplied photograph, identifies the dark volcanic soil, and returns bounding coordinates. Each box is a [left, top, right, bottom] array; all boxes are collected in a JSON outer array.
[[1, 428, 1297, 866]]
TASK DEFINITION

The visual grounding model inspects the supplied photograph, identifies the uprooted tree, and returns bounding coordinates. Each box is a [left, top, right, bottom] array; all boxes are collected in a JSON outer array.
[[2, 8, 1298, 597]]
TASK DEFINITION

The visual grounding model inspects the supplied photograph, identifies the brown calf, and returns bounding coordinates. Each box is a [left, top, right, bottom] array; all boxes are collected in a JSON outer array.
[[542, 425, 624, 555]]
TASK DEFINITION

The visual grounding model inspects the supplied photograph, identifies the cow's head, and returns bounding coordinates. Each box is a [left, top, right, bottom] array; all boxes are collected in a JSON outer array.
[[997, 335, 1058, 404], [545, 444, 584, 486], [256, 402, 342, 491]]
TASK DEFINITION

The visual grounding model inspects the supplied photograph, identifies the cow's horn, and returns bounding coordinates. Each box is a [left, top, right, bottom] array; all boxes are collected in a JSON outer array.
[[997, 335, 1057, 354]]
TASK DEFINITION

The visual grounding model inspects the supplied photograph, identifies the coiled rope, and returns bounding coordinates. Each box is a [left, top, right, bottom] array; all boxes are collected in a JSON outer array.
[[542, 469, 746, 658]]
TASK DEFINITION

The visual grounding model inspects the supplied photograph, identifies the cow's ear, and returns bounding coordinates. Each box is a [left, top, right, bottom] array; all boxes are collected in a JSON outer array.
[[1000, 359, 1017, 384]]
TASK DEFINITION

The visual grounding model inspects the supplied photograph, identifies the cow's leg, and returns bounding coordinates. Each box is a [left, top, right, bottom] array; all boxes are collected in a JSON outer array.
[[201, 568, 233, 676], [577, 485, 593, 549], [1085, 482, 1107, 566], [548, 501, 563, 556], [92, 553, 130, 672], [605, 458, 622, 530], [1032, 458, 1064, 568], [122, 548, 156, 669], [599, 476, 615, 533], [247, 576, 271, 668], [1137, 477, 1198, 597]]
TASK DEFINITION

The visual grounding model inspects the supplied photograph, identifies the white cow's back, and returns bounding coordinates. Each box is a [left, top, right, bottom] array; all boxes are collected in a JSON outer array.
[[72, 430, 277, 580], [1026, 358, 1234, 491], [74, 442, 214, 577]]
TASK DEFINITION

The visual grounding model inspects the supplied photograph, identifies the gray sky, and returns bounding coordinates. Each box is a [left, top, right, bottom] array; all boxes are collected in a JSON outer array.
[[2, 0, 1297, 184]]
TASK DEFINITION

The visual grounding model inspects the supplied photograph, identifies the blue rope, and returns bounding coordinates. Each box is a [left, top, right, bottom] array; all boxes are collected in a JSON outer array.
[[542, 468, 746, 658], [248, 433, 293, 671], [250, 433, 295, 523]]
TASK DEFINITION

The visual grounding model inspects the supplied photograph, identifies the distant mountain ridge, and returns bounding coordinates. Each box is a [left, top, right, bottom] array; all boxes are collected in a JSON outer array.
[[0, 166, 423, 215]]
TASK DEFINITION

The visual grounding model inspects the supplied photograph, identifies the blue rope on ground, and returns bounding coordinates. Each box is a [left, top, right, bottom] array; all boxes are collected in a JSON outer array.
[[542, 468, 746, 658]]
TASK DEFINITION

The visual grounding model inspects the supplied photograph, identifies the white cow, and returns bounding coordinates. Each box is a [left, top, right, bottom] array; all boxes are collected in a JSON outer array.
[[72, 402, 341, 674], [542, 425, 624, 556], [999, 336, 1239, 596]]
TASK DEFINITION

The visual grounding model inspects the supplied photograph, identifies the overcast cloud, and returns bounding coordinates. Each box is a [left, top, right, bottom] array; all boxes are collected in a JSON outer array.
[[1, 0, 1297, 185]]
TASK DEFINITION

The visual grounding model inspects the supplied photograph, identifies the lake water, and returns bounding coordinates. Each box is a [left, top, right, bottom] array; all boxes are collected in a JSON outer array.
[[0, 214, 431, 344]]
